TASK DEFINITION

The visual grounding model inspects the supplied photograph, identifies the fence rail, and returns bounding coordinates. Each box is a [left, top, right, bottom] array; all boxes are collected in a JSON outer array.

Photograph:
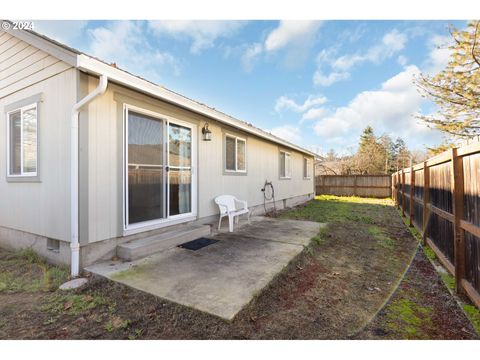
[[315, 175, 391, 198], [392, 142, 480, 308]]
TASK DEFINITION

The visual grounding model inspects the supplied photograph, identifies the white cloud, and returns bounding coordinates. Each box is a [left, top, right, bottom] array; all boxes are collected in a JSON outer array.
[[241, 42, 263, 72], [423, 34, 452, 74], [313, 70, 350, 86], [275, 94, 327, 113], [88, 21, 181, 80], [269, 125, 302, 143], [397, 55, 408, 66], [148, 20, 246, 54], [239, 20, 323, 72], [89, 21, 142, 63], [313, 29, 408, 87], [381, 29, 408, 54], [264, 20, 323, 52], [330, 29, 407, 71], [302, 107, 327, 121], [313, 65, 442, 147]]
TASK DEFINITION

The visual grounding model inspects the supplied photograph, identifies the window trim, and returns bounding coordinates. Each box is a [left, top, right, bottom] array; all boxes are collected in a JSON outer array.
[[224, 133, 247, 174], [279, 150, 292, 180], [303, 157, 312, 180], [6, 102, 39, 181]]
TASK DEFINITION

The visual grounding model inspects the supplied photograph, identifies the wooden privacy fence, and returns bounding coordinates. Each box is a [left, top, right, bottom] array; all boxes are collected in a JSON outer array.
[[392, 142, 480, 308], [316, 175, 391, 198]]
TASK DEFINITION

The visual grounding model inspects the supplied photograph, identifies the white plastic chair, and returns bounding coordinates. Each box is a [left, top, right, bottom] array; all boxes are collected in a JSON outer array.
[[214, 195, 250, 232]]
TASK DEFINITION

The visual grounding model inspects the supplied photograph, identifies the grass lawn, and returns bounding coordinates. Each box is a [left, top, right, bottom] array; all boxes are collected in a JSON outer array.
[[0, 195, 477, 339]]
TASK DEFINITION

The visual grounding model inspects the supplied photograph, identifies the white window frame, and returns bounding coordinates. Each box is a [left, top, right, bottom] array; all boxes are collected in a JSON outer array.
[[224, 133, 247, 173], [6, 102, 38, 178], [303, 157, 312, 179], [279, 150, 292, 179]]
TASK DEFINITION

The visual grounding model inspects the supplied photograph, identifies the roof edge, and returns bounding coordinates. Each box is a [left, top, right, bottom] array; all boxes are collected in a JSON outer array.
[[2, 23, 79, 66], [77, 55, 316, 157]]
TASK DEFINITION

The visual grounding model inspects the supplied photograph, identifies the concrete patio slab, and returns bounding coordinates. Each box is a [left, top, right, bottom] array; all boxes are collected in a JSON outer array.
[[86, 216, 322, 320], [216, 216, 323, 246]]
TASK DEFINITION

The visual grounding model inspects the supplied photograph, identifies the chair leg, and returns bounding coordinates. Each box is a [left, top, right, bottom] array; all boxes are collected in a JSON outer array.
[[228, 216, 234, 232], [235, 216, 239, 224], [218, 216, 222, 230]]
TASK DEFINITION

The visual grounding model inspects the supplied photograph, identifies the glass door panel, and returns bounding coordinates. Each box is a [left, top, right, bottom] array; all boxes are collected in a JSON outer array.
[[127, 111, 165, 225], [168, 123, 192, 216]]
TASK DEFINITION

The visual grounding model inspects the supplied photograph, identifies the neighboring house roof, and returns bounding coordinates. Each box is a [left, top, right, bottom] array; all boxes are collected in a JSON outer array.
[[2, 22, 316, 157]]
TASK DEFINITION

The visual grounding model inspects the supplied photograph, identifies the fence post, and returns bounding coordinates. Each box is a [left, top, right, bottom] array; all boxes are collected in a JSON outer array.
[[397, 171, 402, 210], [410, 166, 415, 227], [450, 148, 465, 294], [422, 161, 429, 245], [396, 172, 399, 203], [390, 174, 395, 201], [391, 174, 394, 201], [353, 175, 357, 196], [401, 169, 406, 217], [396, 172, 400, 205]]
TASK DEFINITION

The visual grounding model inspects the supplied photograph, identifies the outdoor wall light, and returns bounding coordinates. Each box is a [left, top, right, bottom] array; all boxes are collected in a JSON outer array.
[[202, 122, 212, 141]]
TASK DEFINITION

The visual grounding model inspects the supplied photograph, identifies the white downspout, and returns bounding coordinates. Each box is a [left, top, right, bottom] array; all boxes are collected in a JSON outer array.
[[71, 75, 108, 277]]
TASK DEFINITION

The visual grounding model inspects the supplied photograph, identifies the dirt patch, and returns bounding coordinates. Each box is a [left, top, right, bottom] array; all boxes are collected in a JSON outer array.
[[0, 196, 475, 339]]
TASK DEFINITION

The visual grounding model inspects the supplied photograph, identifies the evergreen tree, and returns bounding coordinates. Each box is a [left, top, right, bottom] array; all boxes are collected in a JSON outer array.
[[393, 138, 411, 170], [379, 134, 396, 174], [353, 126, 388, 174], [326, 148, 337, 161], [415, 21, 480, 140]]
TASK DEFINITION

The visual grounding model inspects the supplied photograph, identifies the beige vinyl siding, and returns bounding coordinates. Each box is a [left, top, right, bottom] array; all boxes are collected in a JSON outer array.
[[79, 73, 122, 244], [199, 123, 313, 218], [0, 69, 77, 241], [80, 73, 314, 243], [0, 31, 71, 99], [0, 30, 76, 241]]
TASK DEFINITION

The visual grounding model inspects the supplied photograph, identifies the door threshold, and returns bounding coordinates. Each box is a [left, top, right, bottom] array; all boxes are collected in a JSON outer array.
[[123, 215, 197, 237]]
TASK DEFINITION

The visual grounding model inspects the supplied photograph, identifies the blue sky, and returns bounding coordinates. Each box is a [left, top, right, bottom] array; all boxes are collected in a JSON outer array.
[[35, 20, 466, 155]]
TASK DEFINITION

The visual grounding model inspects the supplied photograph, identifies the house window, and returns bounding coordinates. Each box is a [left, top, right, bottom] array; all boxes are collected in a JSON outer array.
[[303, 157, 312, 179], [279, 151, 291, 179], [225, 134, 246, 173], [7, 103, 38, 177]]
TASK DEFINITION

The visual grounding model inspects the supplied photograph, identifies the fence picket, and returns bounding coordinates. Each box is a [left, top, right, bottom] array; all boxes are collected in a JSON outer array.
[[392, 142, 480, 308]]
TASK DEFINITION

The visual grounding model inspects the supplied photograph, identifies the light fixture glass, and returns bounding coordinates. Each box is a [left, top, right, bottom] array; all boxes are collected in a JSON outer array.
[[202, 122, 212, 141]]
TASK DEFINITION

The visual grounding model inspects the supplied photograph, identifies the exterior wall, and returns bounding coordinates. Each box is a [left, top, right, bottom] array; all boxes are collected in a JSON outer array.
[[0, 31, 76, 250], [78, 73, 123, 245], [198, 123, 314, 218], [80, 74, 315, 246]]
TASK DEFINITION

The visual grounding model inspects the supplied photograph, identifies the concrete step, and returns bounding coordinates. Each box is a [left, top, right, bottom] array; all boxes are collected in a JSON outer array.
[[117, 224, 211, 261]]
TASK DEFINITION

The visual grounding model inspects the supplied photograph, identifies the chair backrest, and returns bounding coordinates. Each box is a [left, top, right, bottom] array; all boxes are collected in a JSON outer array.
[[214, 195, 236, 214]]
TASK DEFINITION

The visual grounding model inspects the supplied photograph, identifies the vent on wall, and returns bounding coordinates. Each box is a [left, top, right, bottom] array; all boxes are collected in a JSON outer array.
[[47, 239, 60, 253]]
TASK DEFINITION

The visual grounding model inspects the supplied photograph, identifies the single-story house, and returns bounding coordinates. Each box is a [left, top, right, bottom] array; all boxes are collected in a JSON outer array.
[[0, 24, 316, 276]]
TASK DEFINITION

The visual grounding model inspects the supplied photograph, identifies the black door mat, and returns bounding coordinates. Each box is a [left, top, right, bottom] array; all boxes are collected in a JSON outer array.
[[178, 237, 219, 251]]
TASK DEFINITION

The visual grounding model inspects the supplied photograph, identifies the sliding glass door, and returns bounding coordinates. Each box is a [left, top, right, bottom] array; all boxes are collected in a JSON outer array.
[[127, 111, 166, 225], [168, 123, 192, 216], [125, 106, 195, 229]]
